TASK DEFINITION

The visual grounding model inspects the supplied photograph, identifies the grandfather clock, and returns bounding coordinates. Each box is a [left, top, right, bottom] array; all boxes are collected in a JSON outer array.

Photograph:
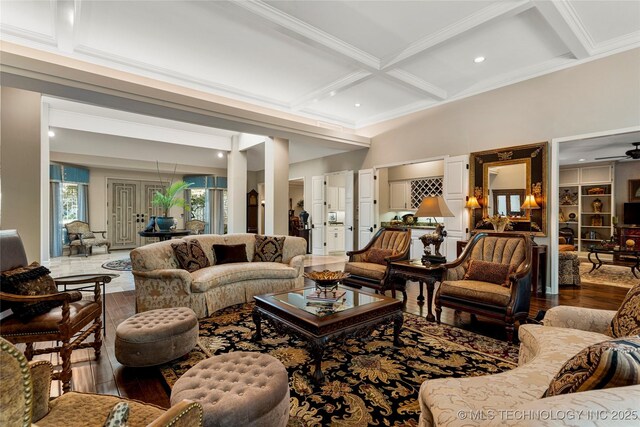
[[247, 190, 259, 233]]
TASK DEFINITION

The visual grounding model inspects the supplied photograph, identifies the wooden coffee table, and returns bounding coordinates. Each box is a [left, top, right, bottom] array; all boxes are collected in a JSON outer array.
[[252, 286, 403, 383]]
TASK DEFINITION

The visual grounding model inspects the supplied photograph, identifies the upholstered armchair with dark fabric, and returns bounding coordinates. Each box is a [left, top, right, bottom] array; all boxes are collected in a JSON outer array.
[[64, 220, 111, 256], [0, 337, 204, 427], [0, 230, 108, 393], [343, 227, 411, 299], [434, 232, 532, 342]]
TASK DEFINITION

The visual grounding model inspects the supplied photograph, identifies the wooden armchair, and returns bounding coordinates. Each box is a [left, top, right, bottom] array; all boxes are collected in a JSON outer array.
[[0, 230, 109, 393], [64, 220, 110, 256], [434, 232, 532, 342], [343, 227, 411, 300], [0, 337, 203, 427]]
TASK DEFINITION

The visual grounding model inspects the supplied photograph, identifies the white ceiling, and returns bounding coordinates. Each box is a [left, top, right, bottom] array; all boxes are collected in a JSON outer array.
[[558, 131, 640, 165], [2, 0, 639, 130]]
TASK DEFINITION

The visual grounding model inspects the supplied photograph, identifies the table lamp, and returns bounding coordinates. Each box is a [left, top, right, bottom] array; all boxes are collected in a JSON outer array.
[[415, 196, 455, 265], [520, 194, 540, 242]]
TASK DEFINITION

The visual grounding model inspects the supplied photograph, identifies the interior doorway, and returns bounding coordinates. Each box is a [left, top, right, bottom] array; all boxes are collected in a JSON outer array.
[[311, 171, 354, 255], [107, 178, 164, 249]]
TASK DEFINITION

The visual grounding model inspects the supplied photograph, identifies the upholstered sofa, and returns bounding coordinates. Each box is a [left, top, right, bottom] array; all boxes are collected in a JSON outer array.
[[131, 234, 307, 318], [419, 305, 640, 426]]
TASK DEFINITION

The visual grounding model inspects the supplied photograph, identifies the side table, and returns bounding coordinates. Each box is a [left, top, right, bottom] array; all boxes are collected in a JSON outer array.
[[388, 260, 445, 321]]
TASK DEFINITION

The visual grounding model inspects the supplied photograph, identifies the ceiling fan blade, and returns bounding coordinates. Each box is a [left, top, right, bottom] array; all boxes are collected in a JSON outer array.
[[594, 155, 629, 160]]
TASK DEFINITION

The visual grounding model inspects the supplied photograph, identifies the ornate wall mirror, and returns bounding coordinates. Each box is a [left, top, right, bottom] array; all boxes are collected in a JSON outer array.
[[469, 142, 548, 236]]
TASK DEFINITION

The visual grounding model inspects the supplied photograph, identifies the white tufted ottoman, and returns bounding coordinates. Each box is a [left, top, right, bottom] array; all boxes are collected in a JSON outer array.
[[170, 352, 290, 427], [115, 307, 198, 367]]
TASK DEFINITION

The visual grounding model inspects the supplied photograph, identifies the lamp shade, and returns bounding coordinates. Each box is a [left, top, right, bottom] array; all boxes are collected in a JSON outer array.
[[465, 196, 481, 209], [520, 194, 540, 210], [415, 196, 454, 218]]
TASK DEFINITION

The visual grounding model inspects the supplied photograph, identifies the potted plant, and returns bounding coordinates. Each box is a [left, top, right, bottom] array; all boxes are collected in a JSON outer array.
[[152, 165, 193, 231]]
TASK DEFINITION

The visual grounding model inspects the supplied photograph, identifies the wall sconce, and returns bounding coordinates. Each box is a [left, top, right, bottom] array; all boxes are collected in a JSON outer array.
[[465, 196, 481, 210]]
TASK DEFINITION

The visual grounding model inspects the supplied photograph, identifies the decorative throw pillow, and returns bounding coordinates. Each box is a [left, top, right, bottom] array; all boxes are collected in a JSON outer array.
[[542, 336, 640, 397], [103, 402, 130, 427], [609, 282, 640, 338], [0, 262, 62, 321], [365, 248, 395, 265], [171, 240, 210, 273], [253, 235, 286, 263], [213, 244, 248, 265], [463, 259, 514, 287]]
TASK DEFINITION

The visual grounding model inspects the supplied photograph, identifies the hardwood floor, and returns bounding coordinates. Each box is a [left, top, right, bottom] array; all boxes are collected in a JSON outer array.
[[30, 259, 629, 408]]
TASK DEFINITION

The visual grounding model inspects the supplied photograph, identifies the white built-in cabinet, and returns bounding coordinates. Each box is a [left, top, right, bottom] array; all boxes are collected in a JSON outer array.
[[389, 181, 410, 210], [326, 186, 346, 211], [326, 226, 345, 253], [410, 228, 425, 260], [559, 164, 615, 252]]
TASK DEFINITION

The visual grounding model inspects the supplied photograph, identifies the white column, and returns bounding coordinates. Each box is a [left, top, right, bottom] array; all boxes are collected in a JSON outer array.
[[227, 135, 247, 233], [264, 137, 289, 235]]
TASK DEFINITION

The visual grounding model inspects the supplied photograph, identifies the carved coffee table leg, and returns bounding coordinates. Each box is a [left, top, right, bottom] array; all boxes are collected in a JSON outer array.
[[310, 339, 326, 383], [417, 280, 425, 304], [425, 278, 436, 322], [393, 312, 403, 347], [252, 307, 262, 341]]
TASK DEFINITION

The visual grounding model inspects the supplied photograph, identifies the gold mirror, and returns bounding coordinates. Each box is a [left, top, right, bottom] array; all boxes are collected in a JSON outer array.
[[470, 142, 547, 236]]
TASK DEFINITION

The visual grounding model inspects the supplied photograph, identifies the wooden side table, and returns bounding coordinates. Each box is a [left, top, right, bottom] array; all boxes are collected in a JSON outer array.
[[388, 260, 445, 321]]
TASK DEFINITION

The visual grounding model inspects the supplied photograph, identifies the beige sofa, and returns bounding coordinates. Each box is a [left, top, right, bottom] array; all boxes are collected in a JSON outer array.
[[419, 306, 640, 427], [131, 234, 307, 318]]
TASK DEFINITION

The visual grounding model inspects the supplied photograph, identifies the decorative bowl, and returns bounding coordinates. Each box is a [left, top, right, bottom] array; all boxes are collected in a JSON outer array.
[[304, 270, 350, 290]]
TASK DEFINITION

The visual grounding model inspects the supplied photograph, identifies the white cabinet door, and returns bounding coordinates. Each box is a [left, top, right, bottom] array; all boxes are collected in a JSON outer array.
[[327, 186, 338, 210], [410, 228, 427, 260], [389, 181, 408, 210], [336, 227, 345, 250], [311, 175, 325, 255], [344, 171, 355, 253], [338, 187, 345, 211], [443, 155, 469, 261], [358, 169, 376, 249]]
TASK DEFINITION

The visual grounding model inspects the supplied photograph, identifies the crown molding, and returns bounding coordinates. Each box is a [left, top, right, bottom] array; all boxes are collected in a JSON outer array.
[[0, 24, 57, 46], [592, 31, 640, 55], [232, 0, 380, 70]]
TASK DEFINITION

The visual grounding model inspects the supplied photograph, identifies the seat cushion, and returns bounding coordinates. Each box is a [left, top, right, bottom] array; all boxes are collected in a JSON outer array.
[[0, 299, 100, 336], [36, 392, 164, 427], [344, 262, 387, 280], [439, 280, 512, 306], [543, 336, 640, 397], [190, 263, 298, 293], [609, 282, 640, 338]]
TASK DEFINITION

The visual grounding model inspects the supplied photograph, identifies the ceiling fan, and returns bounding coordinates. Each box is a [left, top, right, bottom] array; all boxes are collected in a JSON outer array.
[[595, 142, 640, 160]]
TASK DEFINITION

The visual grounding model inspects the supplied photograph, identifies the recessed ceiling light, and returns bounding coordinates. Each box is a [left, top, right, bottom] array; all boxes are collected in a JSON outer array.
[[217, 152, 224, 158], [48, 130, 55, 137], [355, 103, 361, 107], [578, 158, 586, 162], [474, 56, 485, 63], [329, 91, 336, 97]]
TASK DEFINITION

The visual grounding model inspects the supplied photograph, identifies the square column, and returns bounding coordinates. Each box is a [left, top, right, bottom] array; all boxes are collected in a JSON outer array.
[[227, 135, 247, 233], [264, 137, 289, 235]]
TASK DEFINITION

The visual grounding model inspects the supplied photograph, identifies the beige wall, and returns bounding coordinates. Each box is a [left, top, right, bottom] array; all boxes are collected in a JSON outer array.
[[615, 160, 640, 223], [361, 49, 640, 169], [387, 160, 444, 181], [1, 87, 42, 262]]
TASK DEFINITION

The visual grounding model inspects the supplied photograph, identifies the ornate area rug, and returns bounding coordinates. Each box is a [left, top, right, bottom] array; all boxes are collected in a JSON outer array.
[[160, 303, 518, 426], [579, 262, 639, 288], [101, 258, 132, 271]]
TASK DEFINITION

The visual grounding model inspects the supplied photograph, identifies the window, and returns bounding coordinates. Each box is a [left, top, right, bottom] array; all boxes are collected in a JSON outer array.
[[61, 183, 79, 223], [189, 189, 206, 221], [492, 189, 525, 217]]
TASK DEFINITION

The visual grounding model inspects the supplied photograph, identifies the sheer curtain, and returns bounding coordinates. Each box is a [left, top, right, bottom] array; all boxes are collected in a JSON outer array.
[[77, 184, 89, 222], [50, 182, 63, 257], [204, 189, 226, 234]]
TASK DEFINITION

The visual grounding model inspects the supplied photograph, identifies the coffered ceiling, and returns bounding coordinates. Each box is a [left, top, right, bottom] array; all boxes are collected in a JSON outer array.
[[2, 1, 639, 130]]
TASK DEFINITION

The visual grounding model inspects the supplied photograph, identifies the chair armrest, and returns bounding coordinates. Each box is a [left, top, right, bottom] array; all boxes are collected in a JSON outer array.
[[288, 255, 305, 277], [543, 306, 616, 334], [91, 230, 107, 237], [29, 361, 53, 422], [147, 400, 203, 427], [0, 290, 83, 303], [132, 269, 194, 293]]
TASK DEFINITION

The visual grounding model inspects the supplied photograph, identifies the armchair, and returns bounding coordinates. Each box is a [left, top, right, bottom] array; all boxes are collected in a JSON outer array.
[[434, 232, 532, 342], [343, 227, 411, 299], [185, 219, 206, 235], [0, 230, 108, 393], [64, 220, 110, 257], [0, 337, 203, 427]]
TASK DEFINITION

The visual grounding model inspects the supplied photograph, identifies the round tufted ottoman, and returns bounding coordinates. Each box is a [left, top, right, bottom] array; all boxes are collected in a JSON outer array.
[[115, 307, 198, 367], [170, 352, 290, 427]]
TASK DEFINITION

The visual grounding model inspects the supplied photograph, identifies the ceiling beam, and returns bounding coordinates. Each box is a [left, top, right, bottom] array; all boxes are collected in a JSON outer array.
[[54, 0, 76, 53], [231, 0, 380, 70], [290, 71, 373, 110], [533, 0, 592, 59], [384, 70, 447, 100], [381, 0, 534, 70]]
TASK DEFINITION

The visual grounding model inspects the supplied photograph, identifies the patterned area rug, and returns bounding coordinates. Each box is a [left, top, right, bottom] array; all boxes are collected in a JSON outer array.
[[101, 258, 132, 271], [159, 303, 518, 426], [579, 262, 639, 288]]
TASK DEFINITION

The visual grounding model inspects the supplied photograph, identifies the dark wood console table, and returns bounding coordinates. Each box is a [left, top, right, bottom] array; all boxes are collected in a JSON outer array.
[[138, 230, 191, 241], [457, 240, 547, 295]]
